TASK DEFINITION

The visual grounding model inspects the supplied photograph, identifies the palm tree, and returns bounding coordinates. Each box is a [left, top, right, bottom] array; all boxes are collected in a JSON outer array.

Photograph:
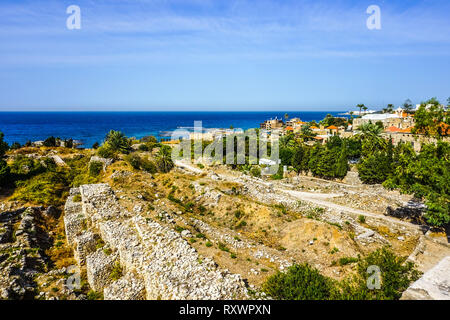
[[386, 104, 394, 113], [356, 104, 365, 115], [357, 123, 387, 153], [403, 99, 413, 112], [156, 145, 174, 173], [105, 130, 131, 154], [284, 113, 289, 123]]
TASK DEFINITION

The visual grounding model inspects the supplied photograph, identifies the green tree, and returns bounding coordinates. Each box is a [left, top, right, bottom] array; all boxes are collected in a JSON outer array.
[[335, 141, 349, 179], [383, 141, 450, 227], [0, 131, 9, 157], [412, 99, 446, 138], [291, 145, 310, 173], [0, 160, 11, 187]]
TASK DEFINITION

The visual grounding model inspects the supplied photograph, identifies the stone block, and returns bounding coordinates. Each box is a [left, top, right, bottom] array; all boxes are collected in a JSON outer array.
[[86, 249, 116, 292]]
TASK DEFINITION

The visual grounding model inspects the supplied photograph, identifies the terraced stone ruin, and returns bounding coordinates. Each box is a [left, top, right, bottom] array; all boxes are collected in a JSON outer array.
[[64, 184, 249, 300]]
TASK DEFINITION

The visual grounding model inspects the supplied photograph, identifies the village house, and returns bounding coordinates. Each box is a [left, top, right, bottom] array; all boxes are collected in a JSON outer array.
[[352, 107, 415, 130], [260, 117, 284, 130], [383, 123, 450, 152]]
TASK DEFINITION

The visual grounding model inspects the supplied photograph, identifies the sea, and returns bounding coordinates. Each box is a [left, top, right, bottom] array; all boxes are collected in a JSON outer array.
[[0, 111, 346, 148]]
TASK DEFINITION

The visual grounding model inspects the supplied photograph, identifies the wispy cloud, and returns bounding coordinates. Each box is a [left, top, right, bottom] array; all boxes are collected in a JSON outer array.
[[1, 0, 450, 67]]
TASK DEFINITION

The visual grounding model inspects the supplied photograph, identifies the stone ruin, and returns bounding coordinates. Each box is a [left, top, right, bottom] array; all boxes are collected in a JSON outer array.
[[64, 183, 249, 300]]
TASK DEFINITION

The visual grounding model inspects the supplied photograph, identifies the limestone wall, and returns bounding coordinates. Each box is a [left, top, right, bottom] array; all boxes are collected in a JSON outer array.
[[64, 183, 249, 300]]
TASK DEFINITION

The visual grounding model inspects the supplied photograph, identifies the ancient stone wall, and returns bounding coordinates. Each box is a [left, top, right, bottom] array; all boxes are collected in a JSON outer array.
[[64, 183, 249, 300]]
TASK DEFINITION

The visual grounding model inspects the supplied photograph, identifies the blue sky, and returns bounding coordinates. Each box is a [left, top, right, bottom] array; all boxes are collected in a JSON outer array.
[[0, 0, 449, 111]]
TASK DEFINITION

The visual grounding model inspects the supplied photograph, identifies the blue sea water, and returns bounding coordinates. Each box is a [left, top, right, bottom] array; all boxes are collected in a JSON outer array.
[[0, 111, 346, 148]]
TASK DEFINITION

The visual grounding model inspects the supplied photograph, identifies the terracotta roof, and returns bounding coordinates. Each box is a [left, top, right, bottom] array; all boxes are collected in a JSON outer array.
[[399, 127, 413, 133], [385, 126, 402, 133], [326, 125, 338, 130], [313, 136, 324, 140], [440, 122, 450, 135], [285, 126, 294, 131], [310, 126, 319, 130]]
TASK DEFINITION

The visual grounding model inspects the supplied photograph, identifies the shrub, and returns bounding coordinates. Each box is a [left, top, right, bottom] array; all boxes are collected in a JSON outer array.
[[250, 166, 261, 178], [87, 290, 103, 300], [10, 142, 21, 150], [11, 170, 69, 206], [140, 157, 157, 174], [218, 242, 229, 252], [89, 161, 103, 177], [337, 247, 421, 300], [97, 145, 115, 159], [358, 215, 366, 223], [43, 136, 57, 147], [110, 262, 123, 281], [262, 263, 334, 300], [138, 144, 149, 152], [0, 160, 11, 187], [338, 257, 359, 266], [124, 153, 142, 170], [10, 155, 45, 178], [92, 142, 100, 149]]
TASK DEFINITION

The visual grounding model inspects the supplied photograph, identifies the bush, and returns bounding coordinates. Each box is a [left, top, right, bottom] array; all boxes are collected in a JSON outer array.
[[11, 170, 68, 206], [89, 161, 103, 177], [262, 263, 334, 300], [138, 144, 149, 152], [10, 155, 46, 179], [110, 262, 123, 281], [87, 290, 103, 300], [140, 158, 157, 174], [10, 142, 21, 150], [0, 159, 11, 187], [97, 145, 115, 159], [124, 153, 141, 170], [337, 247, 421, 300], [43, 136, 57, 147], [124, 154, 157, 174], [250, 166, 261, 178]]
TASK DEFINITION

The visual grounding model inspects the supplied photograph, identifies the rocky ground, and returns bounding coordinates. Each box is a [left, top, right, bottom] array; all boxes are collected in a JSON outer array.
[[1, 147, 449, 300]]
